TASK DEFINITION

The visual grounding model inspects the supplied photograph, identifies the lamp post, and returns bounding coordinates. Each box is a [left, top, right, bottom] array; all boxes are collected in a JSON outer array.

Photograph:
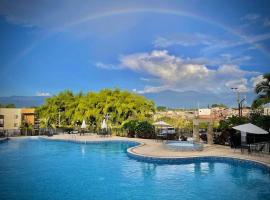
[[231, 87, 241, 117], [239, 98, 246, 117], [231, 88, 246, 117]]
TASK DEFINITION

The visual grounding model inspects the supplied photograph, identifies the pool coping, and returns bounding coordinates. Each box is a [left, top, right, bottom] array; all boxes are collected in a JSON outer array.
[[0, 137, 8, 143], [127, 142, 270, 170], [36, 135, 270, 170]]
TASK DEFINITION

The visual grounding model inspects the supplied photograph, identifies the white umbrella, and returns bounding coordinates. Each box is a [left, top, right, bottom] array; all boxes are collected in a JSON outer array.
[[232, 123, 268, 134], [153, 121, 171, 127], [233, 123, 268, 145], [81, 120, 86, 129], [101, 119, 107, 129]]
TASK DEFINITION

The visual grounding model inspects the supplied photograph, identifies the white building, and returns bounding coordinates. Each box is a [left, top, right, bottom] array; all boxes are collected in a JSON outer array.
[[264, 106, 270, 116], [198, 108, 211, 116]]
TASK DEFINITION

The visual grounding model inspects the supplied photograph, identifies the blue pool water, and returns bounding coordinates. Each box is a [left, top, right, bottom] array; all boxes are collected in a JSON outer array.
[[0, 138, 270, 200]]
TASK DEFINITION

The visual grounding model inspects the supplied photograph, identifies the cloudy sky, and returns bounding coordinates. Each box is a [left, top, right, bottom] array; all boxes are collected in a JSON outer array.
[[0, 0, 270, 106]]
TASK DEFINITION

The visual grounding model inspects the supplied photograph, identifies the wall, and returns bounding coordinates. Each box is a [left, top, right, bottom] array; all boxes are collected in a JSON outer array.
[[0, 108, 22, 130]]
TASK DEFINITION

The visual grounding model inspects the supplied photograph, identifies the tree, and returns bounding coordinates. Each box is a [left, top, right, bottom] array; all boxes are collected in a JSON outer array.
[[219, 115, 249, 130], [0, 103, 16, 108], [156, 116, 192, 131], [37, 89, 155, 129], [252, 73, 270, 108], [122, 120, 139, 137], [249, 112, 270, 131], [156, 106, 167, 111], [211, 103, 227, 108], [135, 121, 155, 139]]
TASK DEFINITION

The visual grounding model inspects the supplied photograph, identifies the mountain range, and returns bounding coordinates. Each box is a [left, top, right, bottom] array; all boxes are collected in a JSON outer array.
[[0, 90, 256, 108]]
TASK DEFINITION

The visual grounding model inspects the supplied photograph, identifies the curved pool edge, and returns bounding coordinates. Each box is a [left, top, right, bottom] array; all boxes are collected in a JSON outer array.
[[0, 137, 9, 143], [127, 143, 270, 171], [38, 136, 141, 146], [19, 136, 270, 171]]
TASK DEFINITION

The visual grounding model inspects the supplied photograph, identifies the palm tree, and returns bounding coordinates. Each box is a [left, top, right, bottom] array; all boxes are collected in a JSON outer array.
[[252, 73, 270, 108]]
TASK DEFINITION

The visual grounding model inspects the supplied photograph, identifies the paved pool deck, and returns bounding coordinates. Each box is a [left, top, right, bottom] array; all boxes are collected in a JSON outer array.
[[45, 134, 270, 167]]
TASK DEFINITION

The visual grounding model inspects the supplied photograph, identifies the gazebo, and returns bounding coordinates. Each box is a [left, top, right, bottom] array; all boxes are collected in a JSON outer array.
[[153, 121, 171, 127], [233, 123, 268, 143], [233, 123, 268, 153], [153, 121, 174, 140]]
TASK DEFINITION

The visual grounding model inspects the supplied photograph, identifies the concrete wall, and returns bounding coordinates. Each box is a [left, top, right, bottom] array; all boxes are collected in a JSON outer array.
[[0, 108, 22, 130]]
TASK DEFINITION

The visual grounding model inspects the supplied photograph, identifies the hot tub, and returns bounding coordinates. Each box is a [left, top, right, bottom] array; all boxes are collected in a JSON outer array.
[[164, 141, 203, 151]]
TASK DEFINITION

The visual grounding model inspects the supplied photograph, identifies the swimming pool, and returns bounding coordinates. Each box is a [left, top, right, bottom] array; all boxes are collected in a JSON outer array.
[[0, 138, 269, 200]]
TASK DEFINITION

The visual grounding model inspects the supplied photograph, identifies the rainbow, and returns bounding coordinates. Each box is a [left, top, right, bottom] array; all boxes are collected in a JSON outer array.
[[11, 8, 270, 66]]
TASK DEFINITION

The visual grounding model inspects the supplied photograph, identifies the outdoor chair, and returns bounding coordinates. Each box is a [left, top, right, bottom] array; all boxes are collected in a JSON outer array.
[[240, 143, 249, 154], [253, 144, 265, 156]]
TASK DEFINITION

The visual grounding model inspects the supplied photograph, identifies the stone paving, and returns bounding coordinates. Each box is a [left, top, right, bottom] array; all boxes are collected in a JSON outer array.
[[46, 134, 270, 167]]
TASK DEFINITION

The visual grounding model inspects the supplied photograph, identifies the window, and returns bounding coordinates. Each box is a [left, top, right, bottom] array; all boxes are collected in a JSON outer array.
[[0, 115, 4, 127], [14, 115, 18, 119], [14, 123, 18, 127]]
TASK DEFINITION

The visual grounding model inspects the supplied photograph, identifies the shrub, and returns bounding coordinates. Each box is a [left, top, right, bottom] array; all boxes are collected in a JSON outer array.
[[135, 121, 155, 139], [122, 120, 138, 137]]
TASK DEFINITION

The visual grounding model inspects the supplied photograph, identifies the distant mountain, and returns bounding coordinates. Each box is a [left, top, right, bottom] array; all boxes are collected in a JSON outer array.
[[143, 90, 256, 108], [0, 91, 256, 108], [0, 96, 49, 108]]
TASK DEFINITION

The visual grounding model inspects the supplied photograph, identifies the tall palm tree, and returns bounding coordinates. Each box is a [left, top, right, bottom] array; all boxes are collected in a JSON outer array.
[[252, 73, 270, 108]]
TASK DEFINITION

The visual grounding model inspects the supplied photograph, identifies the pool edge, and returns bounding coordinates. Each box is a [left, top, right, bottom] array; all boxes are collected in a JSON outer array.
[[32, 136, 270, 170]]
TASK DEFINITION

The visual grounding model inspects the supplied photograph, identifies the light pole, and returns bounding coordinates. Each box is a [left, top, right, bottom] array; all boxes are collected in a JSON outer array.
[[231, 87, 241, 116], [231, 88, 245, 117]]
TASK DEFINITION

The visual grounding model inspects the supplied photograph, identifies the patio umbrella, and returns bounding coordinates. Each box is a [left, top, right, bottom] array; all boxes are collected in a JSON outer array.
[[81, 120, 86, 129], [232, 123, 268, 134], [233, 123, 268, 144], [101, 119, 107, 129], [153, 121, 171, 127], [153, 121, 172, 137]]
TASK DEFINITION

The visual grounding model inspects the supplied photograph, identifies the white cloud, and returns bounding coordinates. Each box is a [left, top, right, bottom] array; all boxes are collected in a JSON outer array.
[[118, 50, 260, 94], [135, 85, 172, 94], [250, 75, 265, 87], [95, 62, 121, 70], [225, 79, 249, 93], [241, 13, 261, 21], [153, 33, 213, 48], [153, 32, 270, 57], [120, 50, 211, 83], [36, 92, 51, 96], [202, 33, 270, 54], [240, 13, 270, 30]]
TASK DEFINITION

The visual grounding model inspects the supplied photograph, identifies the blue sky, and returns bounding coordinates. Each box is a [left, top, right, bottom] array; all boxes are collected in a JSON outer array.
[[0, 0, 270, 106]]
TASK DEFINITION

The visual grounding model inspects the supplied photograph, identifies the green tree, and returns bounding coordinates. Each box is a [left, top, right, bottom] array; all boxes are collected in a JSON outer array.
[[252, 72, 270, 108], [37, 89, 155, 129], [122, 120, 139, 137], [211, 104, 227, 108], [0, 103, 16, 108], [219, 115, 249, 130], [135, 121, 155, 139], [156, 106, 167, 111], [249, 112, 270, 131], [156, 116, 192, 130]]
